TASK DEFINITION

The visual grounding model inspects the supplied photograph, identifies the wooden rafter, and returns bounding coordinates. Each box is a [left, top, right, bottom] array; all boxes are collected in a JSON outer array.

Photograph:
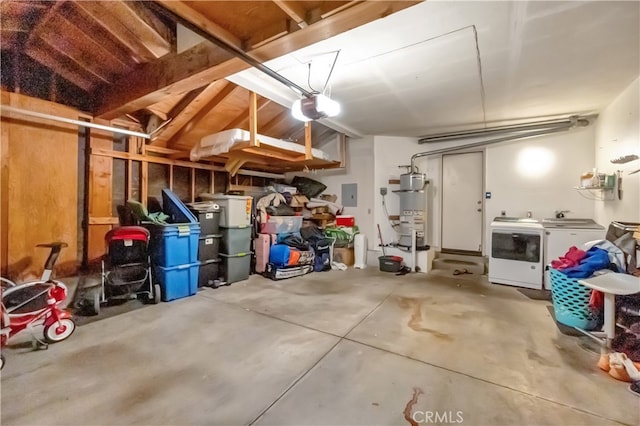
[[273, 0, 308, 28], [25, 38, 95, 91], [166, 81, 237, 147], [259, 110, 291, 135], [94, 1, 420, 119], [73, 1, 171, 63], [155, 0, 242, 50], [224, 97, 271, 130], [321, 1, 362, 19], [149, 86, 208, 145]]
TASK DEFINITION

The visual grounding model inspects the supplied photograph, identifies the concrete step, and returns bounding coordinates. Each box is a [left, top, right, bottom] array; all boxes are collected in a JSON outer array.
[[431, 252, 486, 275]]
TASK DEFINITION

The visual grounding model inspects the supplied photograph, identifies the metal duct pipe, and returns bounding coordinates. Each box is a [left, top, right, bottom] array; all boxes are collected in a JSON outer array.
[[418, 116, 593, 144], [410, 117, 590, 172]]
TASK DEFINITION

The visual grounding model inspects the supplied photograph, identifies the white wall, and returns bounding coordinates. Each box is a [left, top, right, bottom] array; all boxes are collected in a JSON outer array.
[[297, 136, 376, 251], [313, 123, 599, 258], [594, 77, 640, 225], [484, 126, 596, 248]]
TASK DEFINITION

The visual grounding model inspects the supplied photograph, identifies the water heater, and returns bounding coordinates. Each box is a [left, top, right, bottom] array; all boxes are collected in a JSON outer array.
[[396, 172, 428, 248]]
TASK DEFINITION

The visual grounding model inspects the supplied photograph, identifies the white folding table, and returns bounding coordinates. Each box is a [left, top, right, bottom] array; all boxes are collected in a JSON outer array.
[[577, 273, 640, 350]]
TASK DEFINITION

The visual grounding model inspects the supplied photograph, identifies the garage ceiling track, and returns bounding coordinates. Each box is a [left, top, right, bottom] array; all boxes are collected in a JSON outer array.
[[0, 0, 419, 167]]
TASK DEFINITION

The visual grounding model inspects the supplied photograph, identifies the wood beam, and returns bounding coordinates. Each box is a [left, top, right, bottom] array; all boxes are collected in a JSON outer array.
[[248, 91, 259, 147], [72, 1, 171, 62], [224, 97, 271, 130], [321, 1, 362, 19], [148, 86, 207, 144], [94, 1, 420, 119], [155, 0, 242, 50], [167, 81, 237, 147], [25, 38, 96, 91], [94, 41, 236, 119], [246, 21, 289, 51], [90, 147, 226, 172], [304, 121, 312, 160], [33, 14, 125, 84], [273, 1, 308, 28]]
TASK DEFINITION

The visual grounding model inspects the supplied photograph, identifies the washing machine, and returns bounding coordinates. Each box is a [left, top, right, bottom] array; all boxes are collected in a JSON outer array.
[[489, 218, 544, 290]]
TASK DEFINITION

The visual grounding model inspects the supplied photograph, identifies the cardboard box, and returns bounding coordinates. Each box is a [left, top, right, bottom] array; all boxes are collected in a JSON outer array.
[[310, 206, 329, 214], [333, 247, 354, 266], [290, 194, 309, 208]]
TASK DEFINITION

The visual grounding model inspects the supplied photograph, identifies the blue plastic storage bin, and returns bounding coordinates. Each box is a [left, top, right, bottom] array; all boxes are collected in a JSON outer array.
[[154, 262, 199, 301], [162, 189, 198, 224], [147, 223, 200, 267], [550, 268, 600, 330]]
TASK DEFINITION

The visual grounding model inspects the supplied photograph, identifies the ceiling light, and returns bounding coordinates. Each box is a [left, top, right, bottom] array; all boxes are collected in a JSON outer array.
[[292, 94, 341, 122]]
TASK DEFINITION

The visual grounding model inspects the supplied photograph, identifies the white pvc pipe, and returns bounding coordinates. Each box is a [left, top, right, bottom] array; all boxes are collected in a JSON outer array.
[[0, 105, 286, 179], [0, 105, 151, 139]]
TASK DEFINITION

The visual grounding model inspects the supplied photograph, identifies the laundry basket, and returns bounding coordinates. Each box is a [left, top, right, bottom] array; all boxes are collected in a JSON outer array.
[[549, 268, 600, 330]]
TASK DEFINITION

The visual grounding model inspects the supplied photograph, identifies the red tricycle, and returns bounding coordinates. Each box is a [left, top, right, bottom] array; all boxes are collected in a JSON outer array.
[[1, 242, 76, 369]]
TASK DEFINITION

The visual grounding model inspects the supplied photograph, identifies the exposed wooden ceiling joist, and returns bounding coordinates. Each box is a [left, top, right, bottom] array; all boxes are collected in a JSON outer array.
[[151, 82, 225, 145], [25, 38, 96, 91], [167, 80, 237, 146], [73, 0, 172, 63], [155, 0, 242, 50], [28, 12, 125, 84], [273, 1, 308, 29], [224, 96, 271, 130], [94, 1, 419, 119], [259, 109, 291, 135]]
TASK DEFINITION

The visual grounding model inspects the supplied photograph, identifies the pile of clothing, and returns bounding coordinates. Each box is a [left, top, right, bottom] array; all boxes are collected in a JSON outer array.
[[551, 240, 626, 278]]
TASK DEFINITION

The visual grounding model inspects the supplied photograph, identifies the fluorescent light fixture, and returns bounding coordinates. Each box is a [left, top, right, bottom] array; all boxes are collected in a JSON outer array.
[[292, 94, 341, 122]]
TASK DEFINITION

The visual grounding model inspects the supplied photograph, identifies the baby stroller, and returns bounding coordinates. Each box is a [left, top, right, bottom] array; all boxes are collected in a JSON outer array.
[[91, 226, 160, 315]]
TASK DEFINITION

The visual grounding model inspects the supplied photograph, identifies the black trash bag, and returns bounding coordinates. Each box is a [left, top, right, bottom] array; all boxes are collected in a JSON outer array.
[[292, 176, 327, 199], [266, 204, 296, 216], [300, 223, 325, 243], [279, 233, 310, 250]]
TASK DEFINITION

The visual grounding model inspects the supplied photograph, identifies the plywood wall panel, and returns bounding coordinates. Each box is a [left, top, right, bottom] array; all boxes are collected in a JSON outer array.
[[1, 92, 79, 279], [86, 122, 114, 262]]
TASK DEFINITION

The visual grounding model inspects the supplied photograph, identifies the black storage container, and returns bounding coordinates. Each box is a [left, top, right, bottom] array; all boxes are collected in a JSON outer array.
[[198, 258, 221, 287], [198, 234, 221, 261], [188, 202, 221, 235]]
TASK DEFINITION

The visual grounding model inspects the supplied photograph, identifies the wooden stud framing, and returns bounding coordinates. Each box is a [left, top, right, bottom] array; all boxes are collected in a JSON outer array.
[[90, 147, 226, 172]]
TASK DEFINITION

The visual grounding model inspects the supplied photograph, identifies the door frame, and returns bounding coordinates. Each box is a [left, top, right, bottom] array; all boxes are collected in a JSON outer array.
[[439, 150, 485, 255]]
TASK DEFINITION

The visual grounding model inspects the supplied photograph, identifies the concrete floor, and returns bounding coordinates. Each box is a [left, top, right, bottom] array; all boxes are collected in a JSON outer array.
[[1, 268, 637, 425]]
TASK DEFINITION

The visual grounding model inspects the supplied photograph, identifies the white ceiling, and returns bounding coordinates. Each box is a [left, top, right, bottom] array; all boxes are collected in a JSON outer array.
[[229, 0, 640, 138]]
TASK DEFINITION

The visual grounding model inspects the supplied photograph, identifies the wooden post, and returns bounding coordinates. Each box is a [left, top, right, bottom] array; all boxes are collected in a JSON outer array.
[[191, 168, 196, 202], [304, 121, 312, 160], [249, 91, 259, 147]]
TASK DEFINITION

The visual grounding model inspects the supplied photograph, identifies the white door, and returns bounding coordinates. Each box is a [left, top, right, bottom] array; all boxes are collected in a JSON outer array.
[[441, 152, 483, 253]]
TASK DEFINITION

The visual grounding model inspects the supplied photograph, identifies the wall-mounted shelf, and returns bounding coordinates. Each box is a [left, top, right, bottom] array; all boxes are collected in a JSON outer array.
[[574, 186, 615, 201]]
